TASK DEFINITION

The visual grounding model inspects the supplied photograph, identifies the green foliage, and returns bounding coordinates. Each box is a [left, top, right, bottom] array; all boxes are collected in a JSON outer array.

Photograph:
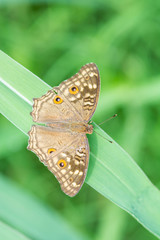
[[0, 1, 160, 240], [0, 221, 30, 240], [1, 50, 160, 238], [0, 174, 87, 240]]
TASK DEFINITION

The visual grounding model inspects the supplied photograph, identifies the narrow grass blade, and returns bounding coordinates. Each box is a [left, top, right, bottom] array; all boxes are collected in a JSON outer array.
[[0, 51, 160, 238], [0, 221, 31, 240], [0, 174, 88, 240]]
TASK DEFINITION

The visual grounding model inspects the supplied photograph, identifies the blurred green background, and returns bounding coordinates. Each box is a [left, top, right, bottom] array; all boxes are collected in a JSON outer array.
[[0, 0, 160, 239]]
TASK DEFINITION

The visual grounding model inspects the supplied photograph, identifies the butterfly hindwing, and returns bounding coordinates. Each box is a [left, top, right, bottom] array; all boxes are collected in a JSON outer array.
[[28, 125, 89, 197]]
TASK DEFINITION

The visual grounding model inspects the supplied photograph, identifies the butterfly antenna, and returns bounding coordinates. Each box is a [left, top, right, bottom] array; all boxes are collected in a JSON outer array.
[[98, 114, 117, 126], [93, 129, 113, 143], [92, 114, 117, 143]]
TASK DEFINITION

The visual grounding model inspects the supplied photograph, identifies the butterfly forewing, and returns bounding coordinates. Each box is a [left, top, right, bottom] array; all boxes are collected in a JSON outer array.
[[31, 89, 82, 123], [31, 63, 100, 124], [58, 63, 100, 122]]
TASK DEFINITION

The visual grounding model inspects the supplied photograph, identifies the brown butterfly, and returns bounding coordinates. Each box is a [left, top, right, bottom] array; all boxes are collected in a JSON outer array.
[[27, 63, 100, 197]]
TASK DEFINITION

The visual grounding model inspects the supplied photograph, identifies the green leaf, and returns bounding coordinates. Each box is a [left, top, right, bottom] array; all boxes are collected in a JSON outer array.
[[0, 174, 88, 240], [0, 50, 160, 238], [0, 220, 30, 240]]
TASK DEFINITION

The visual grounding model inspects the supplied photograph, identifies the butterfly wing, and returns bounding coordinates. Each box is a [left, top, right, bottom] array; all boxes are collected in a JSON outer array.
[[28, 125, 89, 197], [58, 62, 100, 122], [31, 63, 100, 124], [31, 88, 83, 123]]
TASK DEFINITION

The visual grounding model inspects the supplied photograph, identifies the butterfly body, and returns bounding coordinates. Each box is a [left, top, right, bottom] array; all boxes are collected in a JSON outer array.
[[28, 63, 100, 197], [47, 122, 93, 134]]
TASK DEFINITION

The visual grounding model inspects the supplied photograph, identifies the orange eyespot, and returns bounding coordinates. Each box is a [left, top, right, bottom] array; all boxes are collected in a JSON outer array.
[[69, 86, 79, 95], [57, 159, 67, 169], [53, 96, 63, 104], [48, 148, 56, 154]]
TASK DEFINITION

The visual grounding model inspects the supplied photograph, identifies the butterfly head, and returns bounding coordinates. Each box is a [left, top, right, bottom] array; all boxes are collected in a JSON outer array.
[[86, 124, 93, 134]]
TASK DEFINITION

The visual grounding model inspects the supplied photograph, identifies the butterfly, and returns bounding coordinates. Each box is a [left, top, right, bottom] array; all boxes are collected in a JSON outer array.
[[27, 63, 100, 197]]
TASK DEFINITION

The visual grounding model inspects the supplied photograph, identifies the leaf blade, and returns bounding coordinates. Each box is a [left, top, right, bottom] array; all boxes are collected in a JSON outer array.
[[0, 50, 160, 238]]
